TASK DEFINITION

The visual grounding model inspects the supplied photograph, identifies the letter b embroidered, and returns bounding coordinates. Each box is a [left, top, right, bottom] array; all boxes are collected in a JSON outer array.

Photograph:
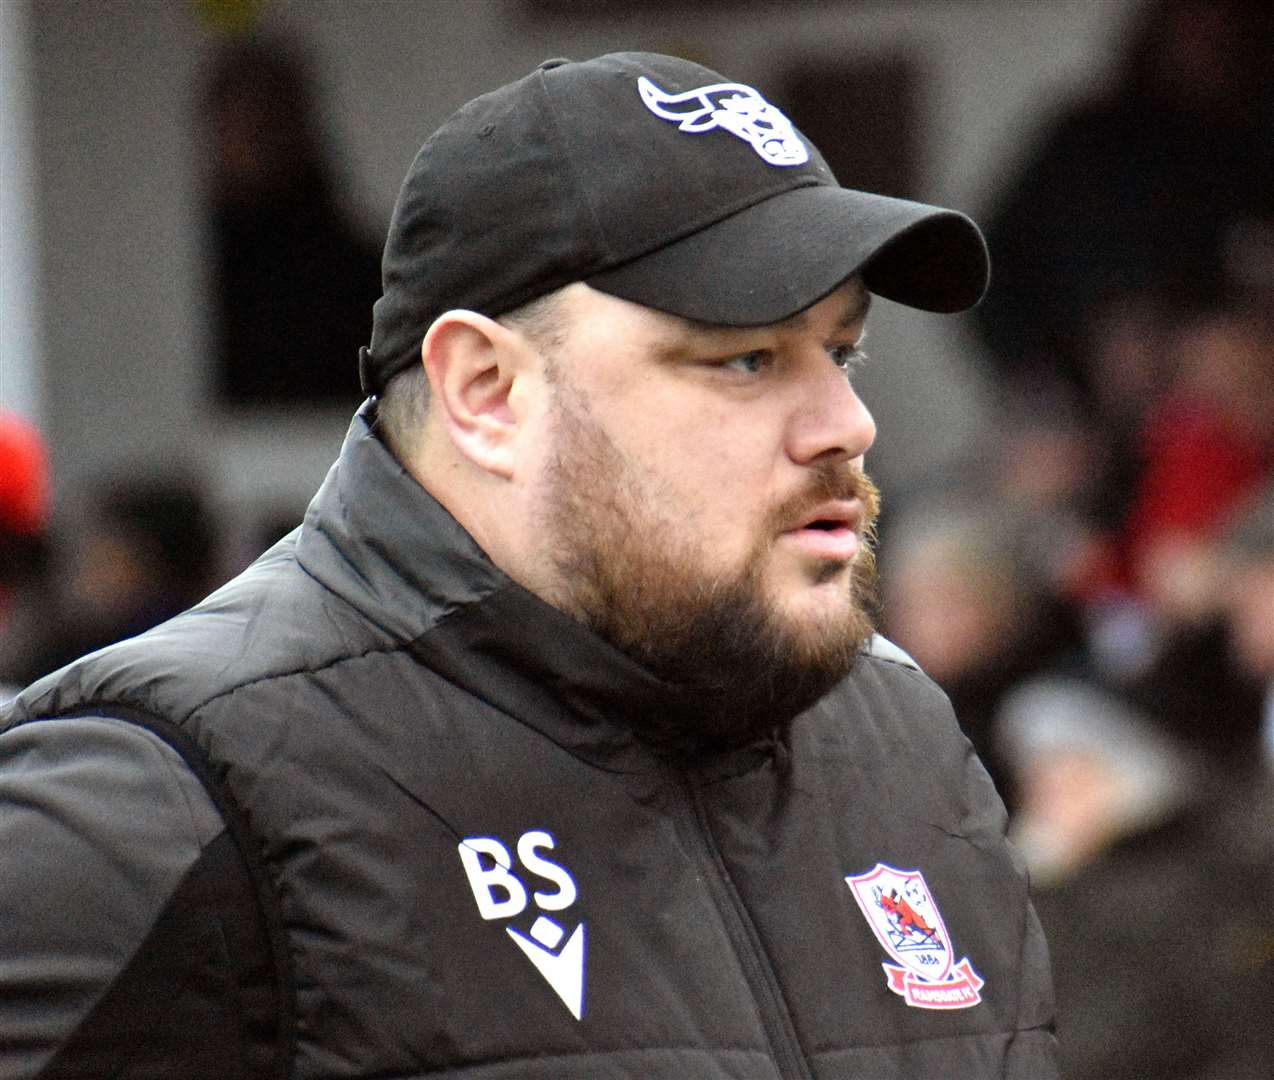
[[457, 836, 528, 919]]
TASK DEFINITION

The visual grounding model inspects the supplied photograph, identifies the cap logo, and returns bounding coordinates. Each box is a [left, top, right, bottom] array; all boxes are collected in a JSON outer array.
[[637, 75, 809, 167]]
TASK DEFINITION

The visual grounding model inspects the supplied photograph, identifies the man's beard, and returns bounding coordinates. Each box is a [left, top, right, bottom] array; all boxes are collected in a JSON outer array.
[[539, 379, 881, 758]]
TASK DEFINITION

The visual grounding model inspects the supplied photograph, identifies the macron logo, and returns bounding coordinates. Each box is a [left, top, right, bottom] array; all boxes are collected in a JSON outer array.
[[457, 830, 585, 1020]]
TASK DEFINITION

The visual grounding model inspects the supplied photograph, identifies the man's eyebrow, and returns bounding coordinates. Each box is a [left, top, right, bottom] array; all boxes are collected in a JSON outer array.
[[837, 290, 872, 329]]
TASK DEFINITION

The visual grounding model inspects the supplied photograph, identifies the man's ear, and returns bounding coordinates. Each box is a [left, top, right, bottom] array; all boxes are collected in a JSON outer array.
[[421, 310, 534, 479]]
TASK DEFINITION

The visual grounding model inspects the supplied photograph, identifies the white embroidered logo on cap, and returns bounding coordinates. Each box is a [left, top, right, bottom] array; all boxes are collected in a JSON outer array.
[[637, 76, 809, 167]]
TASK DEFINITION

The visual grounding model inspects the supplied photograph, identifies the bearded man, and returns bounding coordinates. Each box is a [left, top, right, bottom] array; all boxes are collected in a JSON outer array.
[[0, 53, 1056, 1079]]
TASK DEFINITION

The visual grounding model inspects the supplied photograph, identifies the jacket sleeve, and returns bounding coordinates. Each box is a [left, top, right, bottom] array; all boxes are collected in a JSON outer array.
[[0, 715, 227, 1078], [1006, 899, 1061, 1078], [953, 710, 1060, 1078]]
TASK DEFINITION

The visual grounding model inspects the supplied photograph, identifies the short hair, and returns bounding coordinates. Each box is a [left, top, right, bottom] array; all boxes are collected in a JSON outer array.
[[377, 289, 567, 464], [377, 363, 429, 465]]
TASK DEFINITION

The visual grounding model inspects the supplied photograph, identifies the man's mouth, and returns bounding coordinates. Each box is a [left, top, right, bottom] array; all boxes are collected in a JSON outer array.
[[792, 500, 863, 531], [781, 500, 864, 561]]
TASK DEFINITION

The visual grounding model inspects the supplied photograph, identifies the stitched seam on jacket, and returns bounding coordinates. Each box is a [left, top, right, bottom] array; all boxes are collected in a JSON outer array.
[[7, 704, 297, 1078]]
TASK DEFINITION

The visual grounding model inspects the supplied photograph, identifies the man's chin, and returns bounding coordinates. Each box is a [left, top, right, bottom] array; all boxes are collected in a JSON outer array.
[[770, 553, 880, 655], [767, 566, 857, 624]]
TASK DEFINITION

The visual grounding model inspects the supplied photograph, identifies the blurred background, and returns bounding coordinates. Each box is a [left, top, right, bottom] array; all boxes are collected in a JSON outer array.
[[2, 2, 1271, 1077]]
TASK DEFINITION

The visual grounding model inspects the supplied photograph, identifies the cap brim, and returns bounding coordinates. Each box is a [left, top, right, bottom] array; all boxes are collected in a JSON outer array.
[[585, 184, 989, 326]]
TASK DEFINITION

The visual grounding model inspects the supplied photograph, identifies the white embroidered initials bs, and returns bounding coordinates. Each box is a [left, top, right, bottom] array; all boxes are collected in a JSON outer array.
[[637, 75, 809, 166], [458, 830, 586, 1020]]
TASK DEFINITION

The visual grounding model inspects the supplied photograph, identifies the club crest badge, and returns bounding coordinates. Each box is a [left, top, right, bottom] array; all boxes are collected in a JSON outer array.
[[846, 863, 984, 1010]]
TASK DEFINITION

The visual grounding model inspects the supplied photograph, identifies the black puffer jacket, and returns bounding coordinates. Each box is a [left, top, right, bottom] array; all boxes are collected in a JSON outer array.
[[0, 404, 1057, 1079]]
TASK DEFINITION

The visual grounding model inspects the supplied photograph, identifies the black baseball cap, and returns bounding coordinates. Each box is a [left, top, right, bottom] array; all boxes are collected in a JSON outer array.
[[360, 51, 989, 395]]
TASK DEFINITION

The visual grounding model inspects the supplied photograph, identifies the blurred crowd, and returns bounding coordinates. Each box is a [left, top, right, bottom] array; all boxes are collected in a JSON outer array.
[[879, 1, 1274, 1076], [0, 434, 221, 699], [2, 3, 1271, 1078]]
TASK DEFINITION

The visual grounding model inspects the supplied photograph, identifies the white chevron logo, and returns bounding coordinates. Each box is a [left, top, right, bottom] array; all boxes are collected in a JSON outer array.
[[507, 917, 586, 1020]]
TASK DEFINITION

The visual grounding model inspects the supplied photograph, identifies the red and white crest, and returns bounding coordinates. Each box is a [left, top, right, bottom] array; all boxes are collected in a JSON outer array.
[[846, 863, 984, 1010]]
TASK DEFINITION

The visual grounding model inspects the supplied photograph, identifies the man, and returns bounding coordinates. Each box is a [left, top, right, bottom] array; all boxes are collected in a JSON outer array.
[[0, 53, 1056, 1078]]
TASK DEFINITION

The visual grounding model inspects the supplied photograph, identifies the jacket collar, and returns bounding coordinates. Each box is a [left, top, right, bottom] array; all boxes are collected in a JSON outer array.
[[295, 402, 742, 775]]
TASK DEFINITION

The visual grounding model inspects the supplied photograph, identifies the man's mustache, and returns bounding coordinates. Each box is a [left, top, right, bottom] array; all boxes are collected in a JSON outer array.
[[768, 463, 881, 538]]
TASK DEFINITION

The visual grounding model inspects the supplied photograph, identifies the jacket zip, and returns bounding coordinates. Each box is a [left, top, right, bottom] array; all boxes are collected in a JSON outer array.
[[678, 774, 814, 1080]]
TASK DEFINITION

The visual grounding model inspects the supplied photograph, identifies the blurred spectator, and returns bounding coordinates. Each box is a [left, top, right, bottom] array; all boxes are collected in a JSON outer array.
[[974, 0, 1274, 418], [0, 412, 51, 699], [971, 1, 1274, 675], [1059, 286, 1274, 761], [204, 35, 380, 407], [999, 678, 1198, 887], [0, 412, 47, 546], [14, 476, 220, 684], [1215, 485, 1274, 765], [974, 257, 1272, 726], [1115, 609, 1266, 773], [990, 394, 1119, 607], [1121, 296, 1274, 617], [998, 678, 1273, 1079], [882, 503, 1087, 809]]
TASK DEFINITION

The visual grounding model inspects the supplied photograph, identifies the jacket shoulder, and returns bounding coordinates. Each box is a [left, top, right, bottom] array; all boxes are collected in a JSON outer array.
[[852, 632, 950, 717], [861, 632, 921, 672], [7, 537, 396, 727]]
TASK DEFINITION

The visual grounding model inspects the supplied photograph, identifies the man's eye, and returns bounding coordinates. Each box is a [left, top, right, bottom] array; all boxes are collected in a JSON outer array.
[[721, 350, 770, 375], [829, 343, 868, 375]]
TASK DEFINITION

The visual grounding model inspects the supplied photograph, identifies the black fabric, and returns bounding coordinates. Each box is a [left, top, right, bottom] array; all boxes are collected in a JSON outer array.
[[38, 828, 278, 1080], [4, 704, 293, 1079]]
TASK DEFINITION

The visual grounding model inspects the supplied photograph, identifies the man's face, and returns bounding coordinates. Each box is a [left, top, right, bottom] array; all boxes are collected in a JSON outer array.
[[522, 281, 880, 752]]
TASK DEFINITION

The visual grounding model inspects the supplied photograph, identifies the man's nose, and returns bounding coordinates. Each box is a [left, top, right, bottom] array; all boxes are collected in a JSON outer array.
[[785, 364, 877, 465]]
